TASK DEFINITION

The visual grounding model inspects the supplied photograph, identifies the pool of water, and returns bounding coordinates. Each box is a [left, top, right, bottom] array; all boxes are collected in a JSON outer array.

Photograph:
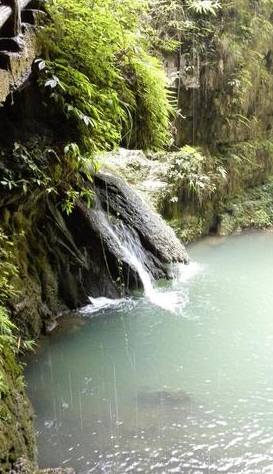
[[25, 231, 273, 473]]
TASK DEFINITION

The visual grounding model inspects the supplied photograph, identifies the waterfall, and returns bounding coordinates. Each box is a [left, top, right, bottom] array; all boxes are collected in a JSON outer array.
[[86, 194, 188, 312], [107, 220, 155, 298], [104, 218, 181, 312]]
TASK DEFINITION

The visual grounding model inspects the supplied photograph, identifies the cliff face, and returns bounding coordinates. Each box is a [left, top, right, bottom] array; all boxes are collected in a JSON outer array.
[[155, 0, 273, 241], [169, 0, 273, 150]]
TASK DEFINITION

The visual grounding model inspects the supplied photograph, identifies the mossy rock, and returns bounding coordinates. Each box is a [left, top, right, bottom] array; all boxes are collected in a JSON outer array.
[[0, 350, 35, 473], [218, 178, 273, 235], [218, 213, 238, 236]]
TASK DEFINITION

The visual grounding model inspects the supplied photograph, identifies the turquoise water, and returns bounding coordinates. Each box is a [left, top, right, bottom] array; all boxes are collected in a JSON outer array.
[[25, 231, 273, 473]]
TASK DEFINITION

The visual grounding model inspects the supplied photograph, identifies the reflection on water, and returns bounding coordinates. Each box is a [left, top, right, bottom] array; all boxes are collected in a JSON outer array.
[[25, 231, 273, 473]]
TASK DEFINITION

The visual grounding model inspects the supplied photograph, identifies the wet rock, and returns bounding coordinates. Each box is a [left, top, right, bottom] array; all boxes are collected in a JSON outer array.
[[95, 171, 188, 263], [89, 171, 188, 284], [9, 458, 33, 474], [9, 459, 76, 474]]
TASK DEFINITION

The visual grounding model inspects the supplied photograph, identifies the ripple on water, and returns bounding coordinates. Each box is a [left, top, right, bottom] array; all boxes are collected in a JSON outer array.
[[25, 232, 273, 473]]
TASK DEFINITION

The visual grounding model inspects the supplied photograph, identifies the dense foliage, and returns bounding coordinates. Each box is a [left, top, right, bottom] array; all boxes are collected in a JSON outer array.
[[0, 228, 35, 395], [1, 141, 95, 214], [0, 232, 18, 394], [165, 145, 227, 204], [38, 0, 172, 151], [151, 0, 273, 144]]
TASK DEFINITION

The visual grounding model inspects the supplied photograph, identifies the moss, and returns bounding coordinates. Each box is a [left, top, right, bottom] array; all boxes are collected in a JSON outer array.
[[169, 216, 208, 244], [218, 178, 273, 235], [0, 349, 35, 473], [218, 140, 273, 195], [175, 1, 273, 148], [218, 213, 238, 236]]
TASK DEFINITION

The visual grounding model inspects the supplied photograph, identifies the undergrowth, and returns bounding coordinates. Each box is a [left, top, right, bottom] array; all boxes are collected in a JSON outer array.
[[0, 230, 35, 396], [219, 178, 273, 235], [0, 140, 97, 215], [0, 231, 18, 395], [163, 145, 227, 205]]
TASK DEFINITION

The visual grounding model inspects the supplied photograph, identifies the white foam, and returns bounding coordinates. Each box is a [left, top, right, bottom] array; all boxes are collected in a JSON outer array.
[[175, 261, 203, 284], [147, 289, 188, 313], [79, 297, 126, 315]]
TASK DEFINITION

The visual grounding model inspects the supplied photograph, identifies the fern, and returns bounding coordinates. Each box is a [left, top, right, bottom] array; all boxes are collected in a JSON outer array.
[[0, 230, 35, 395], [189, 0, 221, 16], [38, 0, 172, 150]]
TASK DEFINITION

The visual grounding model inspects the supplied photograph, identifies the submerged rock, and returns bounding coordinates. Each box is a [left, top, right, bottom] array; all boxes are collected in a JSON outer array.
[[40, 469, 76, 474], [137, 389, 191, 407]]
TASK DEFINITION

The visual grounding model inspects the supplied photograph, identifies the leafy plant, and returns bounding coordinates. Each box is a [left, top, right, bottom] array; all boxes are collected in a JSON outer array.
[[37, 0, 172, 151], [0, 233, 18, 304], [1, 141, 96, 215], [189, 0, 221, 16], [0, 231, 18, 395], [166, 146, 227, 204], [0, 230, 36, 396]]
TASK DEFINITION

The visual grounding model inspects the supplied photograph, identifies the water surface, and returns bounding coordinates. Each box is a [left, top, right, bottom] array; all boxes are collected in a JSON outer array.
[[25, 231, 273, 473]]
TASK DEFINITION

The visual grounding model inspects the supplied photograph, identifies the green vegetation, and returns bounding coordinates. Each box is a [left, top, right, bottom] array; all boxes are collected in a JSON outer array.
[[219, 178, 273, 235], [0, 231, 17, 394], [149, 0, 273, 148], [1, 141, 95, 215], [0, 229, 35, 395], [153, 140, 273, 243], [37, 0, 172, 151], [163, 145, 227, 204], [150, 0, 221, 43], [0, 231, 35, 471]]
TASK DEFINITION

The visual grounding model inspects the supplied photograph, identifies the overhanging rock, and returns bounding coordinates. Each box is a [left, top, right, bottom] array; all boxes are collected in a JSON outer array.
[[0, 27, 37, 104], [0, 0, 43, 105]]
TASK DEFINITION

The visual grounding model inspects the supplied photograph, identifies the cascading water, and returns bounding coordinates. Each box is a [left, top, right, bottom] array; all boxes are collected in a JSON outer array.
[[92, 209, 183, 312], [109, 221, 154, 295]]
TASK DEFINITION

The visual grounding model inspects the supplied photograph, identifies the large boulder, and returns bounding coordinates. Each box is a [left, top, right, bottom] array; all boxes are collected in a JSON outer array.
[[91, 171, 188, 283]]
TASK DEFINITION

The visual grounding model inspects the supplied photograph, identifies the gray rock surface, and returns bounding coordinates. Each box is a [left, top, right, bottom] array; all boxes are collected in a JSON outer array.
[[95, 171, 188, 259], [98, 148, 169, 210], [88, 171, 188, 285]]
